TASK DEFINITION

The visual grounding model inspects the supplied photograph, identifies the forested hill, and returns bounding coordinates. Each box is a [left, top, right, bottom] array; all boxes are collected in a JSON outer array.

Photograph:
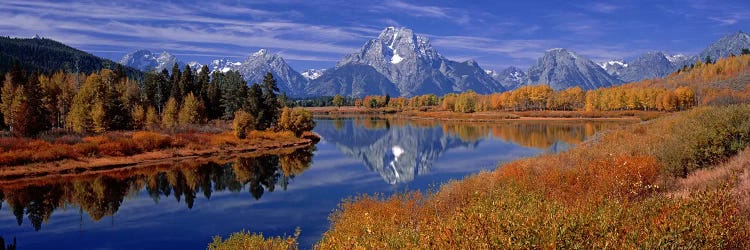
[[0, 36, 142, 79]]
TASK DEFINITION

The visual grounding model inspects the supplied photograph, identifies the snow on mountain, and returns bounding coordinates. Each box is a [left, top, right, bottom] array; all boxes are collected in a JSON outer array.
[[322, 26, 503, 97], [599, 52, 689, 83], [210, 58, 241, 73], [666, 54, 688, 64], [527, 48, 621, 90], [119, 50, 183, 72], [488, 66, 527, 90], [301, 69, 326, 80], [209, 49, 308, 97]]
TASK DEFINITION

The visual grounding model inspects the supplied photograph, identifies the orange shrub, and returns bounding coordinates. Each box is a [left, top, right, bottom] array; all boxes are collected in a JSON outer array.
[[132, 131, 172, 151], [97, 139, 141, 157]]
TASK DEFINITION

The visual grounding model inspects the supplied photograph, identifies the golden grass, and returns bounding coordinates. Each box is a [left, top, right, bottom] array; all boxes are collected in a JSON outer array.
[[208, 229, 300, 250], [314, 105, 750, 249]]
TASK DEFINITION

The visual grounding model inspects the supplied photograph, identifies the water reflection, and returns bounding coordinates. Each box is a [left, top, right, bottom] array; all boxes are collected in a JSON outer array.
[[317, 117, 622, 184], [0, 146, 315, 231]]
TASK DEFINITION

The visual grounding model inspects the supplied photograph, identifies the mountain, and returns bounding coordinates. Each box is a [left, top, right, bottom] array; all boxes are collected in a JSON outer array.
[[487, 66, 527, 90], [210, 58, 242, 73], [0, 36, 141, 79], [211, 49, 308, 97], [616, 52, 676, 83], [301, 69, 326, 80], [667, 54, 689, 65], [526, 48, 621, 90], [599, 60, 627, 76], [305, 64, 399, 97], [319, 27, 503, 97], [118, 50, 182, 72], [697, 31, 750, 62], [598, 52, 690, 83]]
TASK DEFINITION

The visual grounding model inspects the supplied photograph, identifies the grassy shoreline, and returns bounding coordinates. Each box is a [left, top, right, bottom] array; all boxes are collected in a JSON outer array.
[[212, 104, 750, 249], [0, 130, 319, 181]]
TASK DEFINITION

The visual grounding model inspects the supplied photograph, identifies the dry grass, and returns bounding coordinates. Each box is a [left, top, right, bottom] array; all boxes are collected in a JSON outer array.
[[313, 105, 750, 249], [672, 147, 750, 215], [208, 229, 300, 250], [0, 129, 312, 169]]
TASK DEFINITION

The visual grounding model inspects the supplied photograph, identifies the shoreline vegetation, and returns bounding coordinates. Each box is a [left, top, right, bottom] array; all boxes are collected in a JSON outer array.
[[0, 129, 318, 181]]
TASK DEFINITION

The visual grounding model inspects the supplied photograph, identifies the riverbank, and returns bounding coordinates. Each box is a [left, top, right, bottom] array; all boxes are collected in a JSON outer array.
[[0, 130, 319, 181], [213, 105, 750, 249], [308, 106, 663, 122]]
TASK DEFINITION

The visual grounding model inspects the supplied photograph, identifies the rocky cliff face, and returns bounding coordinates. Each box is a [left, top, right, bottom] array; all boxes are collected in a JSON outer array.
[[487, 66, 527, 90], [526, 48, 621, 90], [617, 52, 675, 82], [697, 31, 750, 62]]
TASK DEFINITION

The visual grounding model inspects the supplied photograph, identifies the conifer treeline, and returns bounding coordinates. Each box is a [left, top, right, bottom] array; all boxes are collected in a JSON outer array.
[[0, 62, 284, 136]]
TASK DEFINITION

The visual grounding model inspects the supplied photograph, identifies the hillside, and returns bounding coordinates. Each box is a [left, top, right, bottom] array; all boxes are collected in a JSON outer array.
[[0, 36, 141, 79]]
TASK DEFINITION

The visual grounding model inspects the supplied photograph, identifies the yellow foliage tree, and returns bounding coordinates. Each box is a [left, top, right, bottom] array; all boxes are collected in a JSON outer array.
[[178, 93, 203, 127], [233, 109, 255, 139], [162, 97, 178, 130]]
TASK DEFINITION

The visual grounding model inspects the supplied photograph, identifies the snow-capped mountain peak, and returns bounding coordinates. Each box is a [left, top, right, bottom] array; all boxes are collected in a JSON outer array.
[[301, 69, 326, 80], [666, 54, 688, 63], [599, 60, 628, 69], [330, 26, 501, 96], [252, 49, 269, 57], [119, 49, 183, 72], [210, 58, 241, 73]]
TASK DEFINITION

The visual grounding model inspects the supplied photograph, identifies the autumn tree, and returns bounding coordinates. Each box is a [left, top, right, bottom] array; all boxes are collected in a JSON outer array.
[[145, 106, 160, 130], [233, 109, 255, 139], [454, 92, 477, 113], [333, 94, 344, 108], [277, 107, 315, 137], [131, 105, 146, 129], [162, 97, 178, 129], [178, 93, 203, 126]]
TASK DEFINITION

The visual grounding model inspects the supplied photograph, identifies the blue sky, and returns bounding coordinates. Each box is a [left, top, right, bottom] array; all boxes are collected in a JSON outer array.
[[0, 0, 749, 71]]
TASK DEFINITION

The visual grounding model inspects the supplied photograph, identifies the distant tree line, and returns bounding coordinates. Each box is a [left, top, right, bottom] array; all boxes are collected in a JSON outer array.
[[292, 95, 359, 107]]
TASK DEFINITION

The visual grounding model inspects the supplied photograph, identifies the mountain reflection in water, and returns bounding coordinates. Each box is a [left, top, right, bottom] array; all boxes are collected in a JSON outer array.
[[316, 117, 620, 184]]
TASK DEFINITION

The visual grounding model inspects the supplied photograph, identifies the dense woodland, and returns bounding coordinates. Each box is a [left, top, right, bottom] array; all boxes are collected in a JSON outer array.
[[0, 62, 312, 138], [0, 37, 141, 80]]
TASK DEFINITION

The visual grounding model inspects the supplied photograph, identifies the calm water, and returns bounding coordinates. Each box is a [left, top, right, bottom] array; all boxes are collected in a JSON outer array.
[[0, 117, 627, 249]]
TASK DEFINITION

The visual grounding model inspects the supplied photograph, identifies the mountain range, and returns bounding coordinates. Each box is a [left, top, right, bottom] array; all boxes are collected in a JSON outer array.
[[24, 27, 744, 97]]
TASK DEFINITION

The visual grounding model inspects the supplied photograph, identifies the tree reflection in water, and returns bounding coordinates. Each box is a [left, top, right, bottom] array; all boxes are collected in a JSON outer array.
[[0, 146, 315, 231]]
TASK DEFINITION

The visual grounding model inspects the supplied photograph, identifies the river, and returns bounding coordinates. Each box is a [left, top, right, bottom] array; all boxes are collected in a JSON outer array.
[[0, 117, 629, 249]]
